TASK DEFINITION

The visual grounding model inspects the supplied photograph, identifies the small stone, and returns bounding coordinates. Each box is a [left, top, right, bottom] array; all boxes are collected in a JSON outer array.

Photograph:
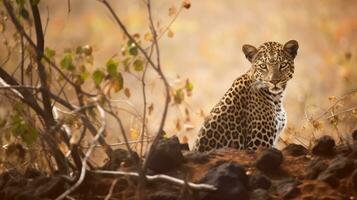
[[199, 162, 249, 200], [102, 149, 140, 170], [311, 136, 335, 156], [282, 143, 308, 157], [317, 156, 354, 185], [34, 177, 67, 198], [317, 173, 339, 188], [255, 148, 283, 172], [183, 151, 210, 164], [305, 158, 328, 179], [180, 143, 190, 151], [250, 189, 271, 200], [146, 136, 184, 173], [353, 129, 357, 141], [249, 173, 272, 190]]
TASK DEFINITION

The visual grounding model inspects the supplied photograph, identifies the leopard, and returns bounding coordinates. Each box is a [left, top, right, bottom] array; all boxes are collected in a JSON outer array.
[[193, 40, 299, 152]]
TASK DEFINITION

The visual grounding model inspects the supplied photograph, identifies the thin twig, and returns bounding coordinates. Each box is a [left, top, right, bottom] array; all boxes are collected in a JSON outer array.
[[55, 103, 106, 200], [92, 170, 217, 191], [104, 179, 119, 200]]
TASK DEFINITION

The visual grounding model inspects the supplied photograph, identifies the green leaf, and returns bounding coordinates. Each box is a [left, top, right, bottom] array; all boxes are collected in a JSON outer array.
[[92, 70, 105, 85], [127, 40, 138, 56], [22, 127, 38, 146], [45, 47, 56, 58], [123, 57, 130, 72], [112, 72, 124, 92], [106, 59, 118, 76], [80, 70, 90, 82], [129, 46, 138, 56], [133, 59, 144, 71], [10, 114, 38, 146], [60, 53, 75, 71], [19, 8, 29, 19]]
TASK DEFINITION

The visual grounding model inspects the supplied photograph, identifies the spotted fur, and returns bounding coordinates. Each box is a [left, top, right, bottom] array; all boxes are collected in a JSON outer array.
[[193, 40, 299, 152]]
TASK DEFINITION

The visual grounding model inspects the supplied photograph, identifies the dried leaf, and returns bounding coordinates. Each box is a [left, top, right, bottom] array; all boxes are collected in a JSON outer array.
[[167, 29, 174, 38], [182, 0, 191, 9], [124, 88, 131, 98], [169, 6, 177, 17], [148, 103, 154, 115], [176, 119, 181, 131]]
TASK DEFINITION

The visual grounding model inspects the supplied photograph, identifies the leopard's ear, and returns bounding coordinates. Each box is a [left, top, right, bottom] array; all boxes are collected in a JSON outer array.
[[284, 40, 299, 59], [242, 44, 258, 62]]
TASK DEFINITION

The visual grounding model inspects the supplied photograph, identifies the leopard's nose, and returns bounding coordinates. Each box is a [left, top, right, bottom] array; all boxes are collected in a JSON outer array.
[[270, 80, 280, 85]]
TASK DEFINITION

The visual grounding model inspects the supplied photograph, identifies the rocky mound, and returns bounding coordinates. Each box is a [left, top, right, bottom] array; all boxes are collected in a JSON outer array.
[[1, 134, 357, 200]]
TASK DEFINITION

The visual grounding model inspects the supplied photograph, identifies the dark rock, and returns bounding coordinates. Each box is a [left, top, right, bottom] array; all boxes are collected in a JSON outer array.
[[184, 151, 210, 164], [351, 169, 357, 191], [317, 173, 339, 188], [102, 149, 140, 170], [282, 143, 308, 157], [317, 156, 354, 186], [311, 136, 335, 156], [249, 173, 271, 190], [250, 189, 271, 200], [180, 143, 190, 151], [14, 190, 38, 200], [0, 172, 11, 191], [24, 168, 42, 179], [146, 136, 184, 173], [327, 156, 354, 178], [199, 162, 249, 200], [1, 186, 25, 200], [305, 158, 328, 179], [352, 129, 357, 141], [276, 179, 301, 199], [255, 148, 283, 172], [148, 190, 178, 200], [34, 176, 67, 198], [315, 155, 353, 188]]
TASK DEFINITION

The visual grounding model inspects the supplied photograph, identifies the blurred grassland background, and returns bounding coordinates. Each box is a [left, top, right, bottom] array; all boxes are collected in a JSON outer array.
[[1, 0, 356, 152]]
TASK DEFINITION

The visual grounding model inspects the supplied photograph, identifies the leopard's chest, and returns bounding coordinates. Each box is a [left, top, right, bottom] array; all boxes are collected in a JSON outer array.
[[246, 94, 286, 142], [275, 105, 286, 144]]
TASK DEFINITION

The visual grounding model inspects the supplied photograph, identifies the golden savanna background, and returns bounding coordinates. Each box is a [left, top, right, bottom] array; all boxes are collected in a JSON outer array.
[[1, 0, 356, 153]]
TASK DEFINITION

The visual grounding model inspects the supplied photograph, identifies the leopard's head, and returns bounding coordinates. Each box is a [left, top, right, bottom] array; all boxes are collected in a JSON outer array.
[[242, 40, 299, 94]]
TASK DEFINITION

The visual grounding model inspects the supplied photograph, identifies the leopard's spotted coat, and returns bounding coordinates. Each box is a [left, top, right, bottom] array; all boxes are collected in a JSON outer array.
[[193, 40, 299, 152]]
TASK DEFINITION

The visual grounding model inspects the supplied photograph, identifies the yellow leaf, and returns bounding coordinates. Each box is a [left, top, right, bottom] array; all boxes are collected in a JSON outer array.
[[130, 128, 139, 140], [144, 32, 153, 41]]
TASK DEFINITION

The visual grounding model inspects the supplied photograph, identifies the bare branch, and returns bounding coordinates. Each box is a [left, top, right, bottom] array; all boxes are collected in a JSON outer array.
[[55, 103, 106, 200], [93, 170, 217, 191]]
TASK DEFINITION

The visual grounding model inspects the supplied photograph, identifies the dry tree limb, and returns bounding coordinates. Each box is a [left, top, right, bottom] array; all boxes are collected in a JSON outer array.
[[55, 103, 106, 200], [104, 179, 119, 200], [92, 170, 217, 192]]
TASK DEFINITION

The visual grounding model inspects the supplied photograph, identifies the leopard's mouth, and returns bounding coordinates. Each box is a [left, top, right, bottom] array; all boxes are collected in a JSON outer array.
[[268, 86, 283, 94]]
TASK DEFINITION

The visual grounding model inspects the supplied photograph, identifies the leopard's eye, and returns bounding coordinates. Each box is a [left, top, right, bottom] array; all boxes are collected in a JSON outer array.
[[280, 62, 289, 70], [258, 64, 267, 70]]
